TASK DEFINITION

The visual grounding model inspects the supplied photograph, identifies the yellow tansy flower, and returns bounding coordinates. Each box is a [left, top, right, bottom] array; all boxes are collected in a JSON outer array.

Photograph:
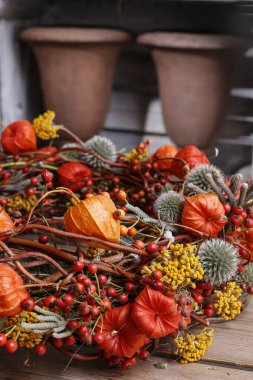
[[33, 110, 59, 140]]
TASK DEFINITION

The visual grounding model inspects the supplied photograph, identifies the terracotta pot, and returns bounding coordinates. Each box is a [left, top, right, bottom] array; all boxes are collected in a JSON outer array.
[[137, 32, 250, 148], [20, 27, 132, 140]]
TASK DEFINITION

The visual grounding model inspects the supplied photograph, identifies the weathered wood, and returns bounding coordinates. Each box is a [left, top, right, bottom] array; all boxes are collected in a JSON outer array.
[[0, 346, 252, 380]]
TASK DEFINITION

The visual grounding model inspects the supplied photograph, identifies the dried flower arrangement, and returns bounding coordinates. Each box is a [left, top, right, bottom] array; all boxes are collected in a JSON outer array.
[[0, 111, 252, 368]]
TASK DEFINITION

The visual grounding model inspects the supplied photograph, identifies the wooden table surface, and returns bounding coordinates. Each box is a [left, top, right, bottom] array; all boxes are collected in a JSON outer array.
[[0, 301, 252, 380]]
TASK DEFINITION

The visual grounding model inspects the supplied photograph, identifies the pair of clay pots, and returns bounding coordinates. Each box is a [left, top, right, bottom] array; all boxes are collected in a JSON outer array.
[[20, 28, 249, 147]]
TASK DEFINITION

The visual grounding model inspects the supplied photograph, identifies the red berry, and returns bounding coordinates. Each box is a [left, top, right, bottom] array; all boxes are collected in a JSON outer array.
[[68, 320, 79, 330], [72, 260, 85, 272], [35, 343, 47, 356], [154, 280, 164, 291], [124, 282, 136, 292], [233, 206, 243, 215], [247, 285, 253, 295], [62, 294, 74, 306], [0, 198, 7, 207], [244, 218, 253, 228], [154, 184, 162, 193], [13, 155, 19, 162], [38, 234, 49, 244], [65, 335, 75, 346], [223, 203, 231, 214], [43, 295, 56, 308], [93, 333, 104, 345], [68, 282, 84, 297], [55, 298, 65, 309], [87, 284, 97, 294], [139, 350, 150, 360], [88, 263, 97, 274], [86, 179, 93, 187], [5, 339, 18, 353], [147, 242, 159, 253], [98, 274, 108, 286], [22, 166, 29, 173], [117, 293, 128, 304], [204, 307, 214, 317], [78, 325, 89, 336], [194, 294, 203, 304], [26, 187, 35, 196], [78, 302, 90, 315], [30, 177, 39, 186], [90, 306, 100, 318], [41, 169, 54, 183], [20, 297, 35, 311], [0, 333, 7, 347], [229, 214, 243, 225], [101, 299, 112, 310], [82, 277, 92, 287], [153, 270, 163, 280], [52, 338, 63, 348], [122, 360, 132, 369], [77, 273, 87, 283], [107, 287, 117, 297]]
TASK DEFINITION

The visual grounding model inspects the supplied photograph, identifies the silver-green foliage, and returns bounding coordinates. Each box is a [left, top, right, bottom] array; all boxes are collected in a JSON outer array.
[[198, 239, 239, 285]]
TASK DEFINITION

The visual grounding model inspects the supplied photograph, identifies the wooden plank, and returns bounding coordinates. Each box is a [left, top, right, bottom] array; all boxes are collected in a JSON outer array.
[[0, 346, 252, 380]]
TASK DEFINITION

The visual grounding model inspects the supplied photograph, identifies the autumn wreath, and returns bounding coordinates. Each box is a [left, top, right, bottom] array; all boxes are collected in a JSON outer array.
[[0, 111, 252, 367]]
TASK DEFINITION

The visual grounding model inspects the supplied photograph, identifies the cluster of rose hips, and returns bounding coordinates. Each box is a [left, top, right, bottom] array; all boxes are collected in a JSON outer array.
[[104, 349, 150, 369], [224, 203, 253, 229], [192, 281, 215, 317]]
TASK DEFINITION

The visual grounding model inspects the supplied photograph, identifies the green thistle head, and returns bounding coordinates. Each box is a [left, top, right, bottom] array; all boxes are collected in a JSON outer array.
[[82, 136, 117, 168], [153, 191, 184, 224], [185, 164, 224, 194], [198, 239, 239, 285]]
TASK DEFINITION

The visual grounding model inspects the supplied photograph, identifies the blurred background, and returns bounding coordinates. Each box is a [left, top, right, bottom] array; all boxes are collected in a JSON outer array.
[[2, 0, 253, 175]]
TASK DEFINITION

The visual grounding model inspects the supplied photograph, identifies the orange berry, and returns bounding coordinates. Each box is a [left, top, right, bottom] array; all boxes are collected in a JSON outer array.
[[113, 209, 125, 221], [128, 227, 137, 237], [138, 190, 145, 198], [116, 190, 127, 201], [134, 240, 145, 250], [120, 225, 128, 236]]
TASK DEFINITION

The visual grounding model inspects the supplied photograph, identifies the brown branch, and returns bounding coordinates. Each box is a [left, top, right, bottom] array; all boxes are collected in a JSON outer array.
[[17, 224, 148, 256], [0, 240, 45, 284]]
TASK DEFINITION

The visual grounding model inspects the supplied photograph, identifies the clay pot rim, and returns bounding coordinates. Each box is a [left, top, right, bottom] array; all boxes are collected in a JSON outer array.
[[20, 27, 132, 44], [137, 32, 251, 50]]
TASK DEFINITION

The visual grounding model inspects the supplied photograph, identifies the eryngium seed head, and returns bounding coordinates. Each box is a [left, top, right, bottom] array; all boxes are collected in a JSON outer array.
[[83, 136, 117, 168], [198, 239, 239, 285], [153, 191, 184, 224], [185, 164, 224, 193]]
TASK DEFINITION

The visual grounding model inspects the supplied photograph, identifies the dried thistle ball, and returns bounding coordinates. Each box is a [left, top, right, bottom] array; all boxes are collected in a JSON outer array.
[[153, 191, 184, 224], [198, 239, 239, 285], [83, 136, 117, 168], [185, 164, 224, 194]]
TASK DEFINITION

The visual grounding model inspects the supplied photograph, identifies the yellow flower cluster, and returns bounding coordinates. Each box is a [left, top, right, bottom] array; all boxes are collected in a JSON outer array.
[[33, 110, 59, 140], [142, 244, 204, 291], [5, 311, 42, 349], [124, 148, 149, 162], [7, 194, 37, 214], [214, 282, 242, 320], [85, 247, 106, 257], [175, 328, 214, 363]]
